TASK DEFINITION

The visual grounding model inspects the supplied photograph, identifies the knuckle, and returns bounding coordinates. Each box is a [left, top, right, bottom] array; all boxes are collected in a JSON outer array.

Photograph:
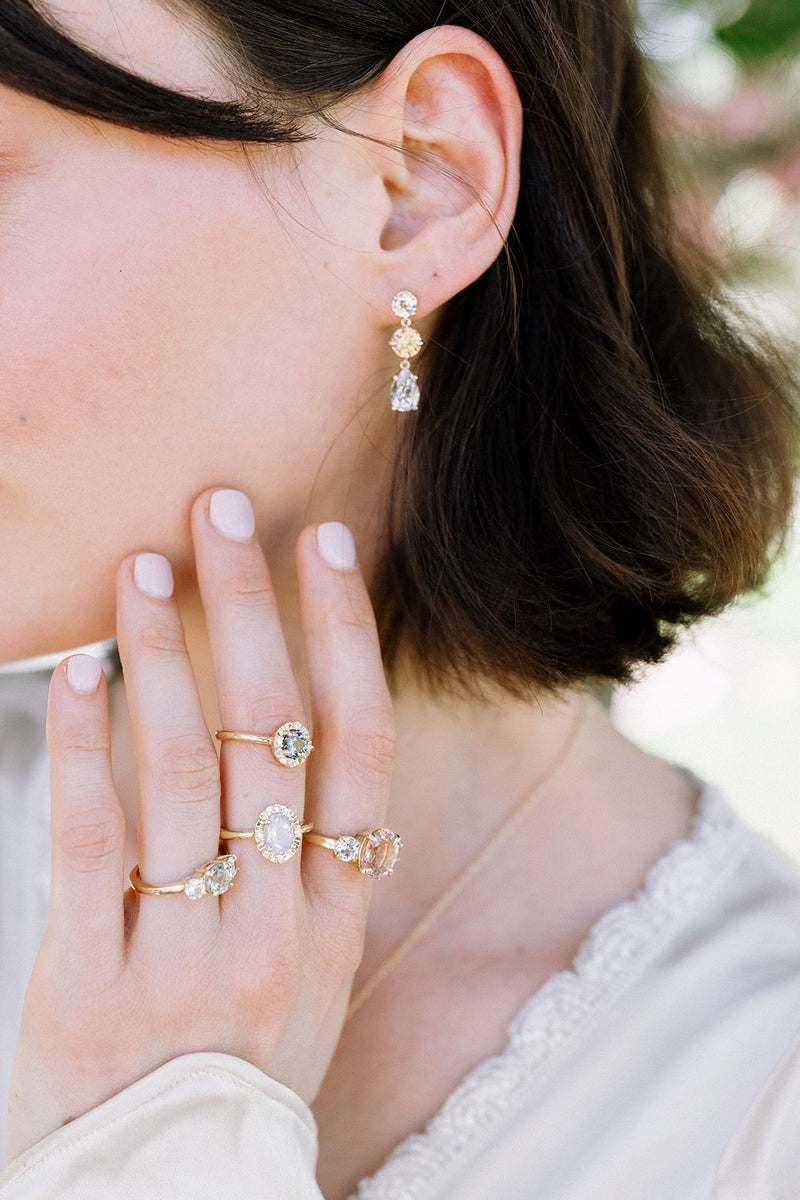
[[325, 920, 365, 979], [310, 896, 365, 978], [58, 808, 124, 872], [235, 695, 303, 735], [226, 564, 276, 611], [51, 731, 110, 759], [337, 706, 396, 786], [138, 624, 186, 659], [323, 599, 373, 645], [236, 938, 301, 1009], [151, 737, 219, 804]]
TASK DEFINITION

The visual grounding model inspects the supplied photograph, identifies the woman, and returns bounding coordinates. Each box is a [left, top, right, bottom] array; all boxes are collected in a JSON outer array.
[[0, 0, 798, 1196]]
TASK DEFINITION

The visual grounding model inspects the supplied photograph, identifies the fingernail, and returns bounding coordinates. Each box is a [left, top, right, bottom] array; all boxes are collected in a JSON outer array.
[[133, 553, 174, 599], [66, 654, 103, 694], [209, 490, 255, 542], [317, 522, 357, 571]]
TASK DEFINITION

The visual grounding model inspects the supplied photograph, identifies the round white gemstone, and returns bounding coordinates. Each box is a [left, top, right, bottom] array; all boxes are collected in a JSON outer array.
[[334, 836, 361, 862], [184, 876, 206, 900], [392, 291, 418, 319]]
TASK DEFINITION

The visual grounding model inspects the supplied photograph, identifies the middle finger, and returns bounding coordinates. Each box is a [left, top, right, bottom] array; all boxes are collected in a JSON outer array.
[[191, 489, 308, 891]]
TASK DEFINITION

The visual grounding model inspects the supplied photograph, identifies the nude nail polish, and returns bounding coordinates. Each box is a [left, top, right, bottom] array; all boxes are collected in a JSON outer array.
[[133, 553, 174, 599], [209, 490, 256, 542], [317, 522, 357, 571]]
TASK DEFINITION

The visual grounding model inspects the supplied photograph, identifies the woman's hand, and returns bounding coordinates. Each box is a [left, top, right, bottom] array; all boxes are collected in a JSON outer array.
[[7, 490, 395, 1160]]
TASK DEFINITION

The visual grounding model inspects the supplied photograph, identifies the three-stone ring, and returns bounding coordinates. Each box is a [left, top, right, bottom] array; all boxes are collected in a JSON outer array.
[[215, 722, 313, 768], [220, 804, 313, 863], [129, 853, 239, 899], [303, 829, 402, 878]]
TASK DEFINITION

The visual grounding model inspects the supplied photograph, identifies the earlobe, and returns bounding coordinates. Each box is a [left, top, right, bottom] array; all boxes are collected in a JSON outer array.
[[364, 26, 523, 317]]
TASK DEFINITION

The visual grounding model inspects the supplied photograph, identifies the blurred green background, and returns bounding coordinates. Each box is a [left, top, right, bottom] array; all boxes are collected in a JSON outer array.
[[612, 0, 800, 861]]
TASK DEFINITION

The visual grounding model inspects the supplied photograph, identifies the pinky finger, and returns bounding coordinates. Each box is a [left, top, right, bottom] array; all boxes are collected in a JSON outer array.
[[45, 655, 126, 961]]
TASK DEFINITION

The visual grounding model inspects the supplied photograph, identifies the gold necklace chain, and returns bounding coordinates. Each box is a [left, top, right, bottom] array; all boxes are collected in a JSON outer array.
[[346, 693, 589, 1019]]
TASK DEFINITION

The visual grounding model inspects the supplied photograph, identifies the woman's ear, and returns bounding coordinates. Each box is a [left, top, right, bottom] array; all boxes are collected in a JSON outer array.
[[340, 25, 523, 321]]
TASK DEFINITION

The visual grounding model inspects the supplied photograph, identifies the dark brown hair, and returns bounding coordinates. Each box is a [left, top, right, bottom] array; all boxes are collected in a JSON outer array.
[[1, 0, 796, 693]]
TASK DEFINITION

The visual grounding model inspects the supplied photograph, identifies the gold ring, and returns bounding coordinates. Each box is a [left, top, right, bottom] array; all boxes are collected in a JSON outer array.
[[129, 854, 238, 899], [221, 804, 313, 863], [215, 722, 313, 768], [303, 828, 402, 879]]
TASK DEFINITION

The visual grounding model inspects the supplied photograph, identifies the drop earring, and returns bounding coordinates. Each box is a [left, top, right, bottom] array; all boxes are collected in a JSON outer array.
[[389, 291, 423, 411]]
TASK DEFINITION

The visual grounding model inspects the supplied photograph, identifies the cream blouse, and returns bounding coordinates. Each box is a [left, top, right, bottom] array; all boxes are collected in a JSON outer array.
[[1, 651, 799, 1198]]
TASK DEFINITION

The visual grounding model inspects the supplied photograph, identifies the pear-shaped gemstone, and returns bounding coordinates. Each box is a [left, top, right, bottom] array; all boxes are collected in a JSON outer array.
[[391, 364, 420, 412]]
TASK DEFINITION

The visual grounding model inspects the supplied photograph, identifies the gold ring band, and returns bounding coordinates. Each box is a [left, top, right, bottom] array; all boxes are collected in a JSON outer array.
[[304, 828, 402, 879], [215, 722, 313, 768], [129, 854, 238, 899], [220, 804, 312, 863]]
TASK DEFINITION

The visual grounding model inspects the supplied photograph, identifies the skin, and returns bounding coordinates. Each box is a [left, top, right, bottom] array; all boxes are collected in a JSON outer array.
[[3, 4, 699, 1196]]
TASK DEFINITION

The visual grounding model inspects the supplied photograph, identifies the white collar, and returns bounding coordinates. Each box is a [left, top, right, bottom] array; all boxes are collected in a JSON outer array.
[[0, 638, 118, 676]]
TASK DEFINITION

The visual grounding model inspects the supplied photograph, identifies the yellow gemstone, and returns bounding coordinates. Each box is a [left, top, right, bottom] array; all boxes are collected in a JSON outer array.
[[390, 327, 423, 359]]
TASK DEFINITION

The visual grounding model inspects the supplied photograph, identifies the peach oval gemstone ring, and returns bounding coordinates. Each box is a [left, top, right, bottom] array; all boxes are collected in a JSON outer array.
[[304, 828, 402, 879], [215, 722, 314, 768]]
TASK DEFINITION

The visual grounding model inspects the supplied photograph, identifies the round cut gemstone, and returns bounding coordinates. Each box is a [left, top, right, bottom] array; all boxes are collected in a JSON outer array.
[[334, 835, 361, 863], [390, 327, 423, 359], [272, 722, 313, 767], [358, 829, 402, 879], [203, 855, 237, 896], [391, 291, 418, 319], [184, 876, 207, 900]]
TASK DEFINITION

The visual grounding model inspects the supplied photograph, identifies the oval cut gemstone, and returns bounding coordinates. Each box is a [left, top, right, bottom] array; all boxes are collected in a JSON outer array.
[[358, 829, 402, 879], [255, 805, 302, 862], [267, 813, 296, 855], [184, 876, 207, 900]]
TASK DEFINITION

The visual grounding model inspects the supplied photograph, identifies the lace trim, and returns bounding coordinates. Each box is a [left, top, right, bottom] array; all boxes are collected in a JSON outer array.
[[352, 786, 749, 1200]]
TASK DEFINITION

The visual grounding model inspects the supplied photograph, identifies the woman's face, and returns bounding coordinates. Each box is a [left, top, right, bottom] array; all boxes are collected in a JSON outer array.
[[0, 0, 391, 661]]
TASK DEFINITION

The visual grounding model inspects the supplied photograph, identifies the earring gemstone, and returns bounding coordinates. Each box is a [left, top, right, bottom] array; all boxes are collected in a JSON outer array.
[[392, 290, 418, 320], [390, 326, 424, 359], [389, 290, 422, 412], [391, 363, 421, 412]]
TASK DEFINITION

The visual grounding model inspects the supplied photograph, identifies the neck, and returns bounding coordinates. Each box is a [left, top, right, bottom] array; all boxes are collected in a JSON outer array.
[[168, 577, 694, 1017], [175, 581, 591, 949], [176, 576, 586, 863]]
